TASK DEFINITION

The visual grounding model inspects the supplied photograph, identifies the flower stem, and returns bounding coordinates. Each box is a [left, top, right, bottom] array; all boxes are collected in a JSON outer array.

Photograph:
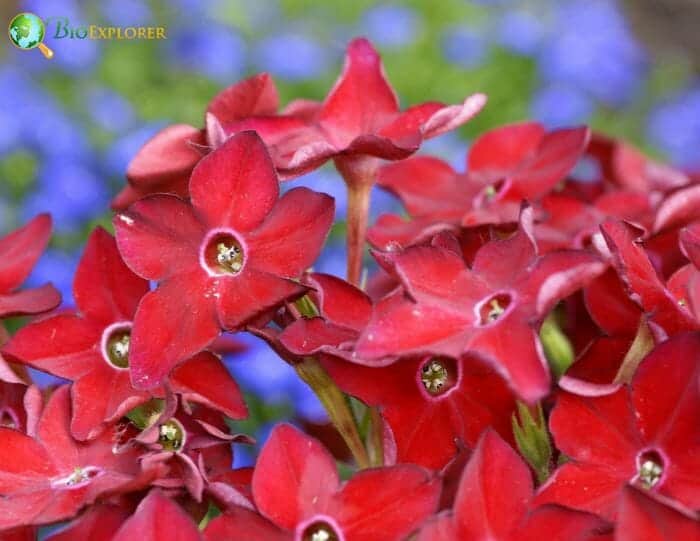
[[368, 407, 385, 467], [335, 156, 379, 286], [295, 356, 370, 469]]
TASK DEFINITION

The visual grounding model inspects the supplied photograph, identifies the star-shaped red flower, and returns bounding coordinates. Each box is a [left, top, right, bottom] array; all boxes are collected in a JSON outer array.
[[0, 386, 163, 530], [2, 228, 247, 439], [204, 423, 440, 541], [535, 332, 700, 520], [114, 131, 334, 388], [356, 207, 605, 402]]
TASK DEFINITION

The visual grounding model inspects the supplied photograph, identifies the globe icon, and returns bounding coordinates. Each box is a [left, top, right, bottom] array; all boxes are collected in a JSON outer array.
[[8, 13, 45, 49]]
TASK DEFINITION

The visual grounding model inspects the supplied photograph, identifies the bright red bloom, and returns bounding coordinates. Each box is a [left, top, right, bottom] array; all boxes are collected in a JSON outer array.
[[357, 208, 605, 402], [112, 490, 202, 541], [2, 228, 247, 439], [114, 131, 334, 388], [0, 214, 60, 318], [205, 423, 440, 541], [616, 486, 700, 541], [417, 430, 609, 541], [0, 381, 41, 434], [113, 73, 317, 209], [535, 333, 700, 520], [0, 386, 163, 530]]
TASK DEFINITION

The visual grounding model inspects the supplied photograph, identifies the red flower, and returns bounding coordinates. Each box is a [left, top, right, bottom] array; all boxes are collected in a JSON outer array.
[[417, 430, 609, 541], [616, 485, 700, 541], [0, 214, 60, 318], [113, 73, 317, 209], [114, 131, 334, 388], [357, 208, 605, 402], [2, 228, 247, 439], [0, 386, 163, 530], [204, 423, 440, 541], [535, 333, 700, 520], [112, 490, 202, 541], [45, 503, 130, 541]]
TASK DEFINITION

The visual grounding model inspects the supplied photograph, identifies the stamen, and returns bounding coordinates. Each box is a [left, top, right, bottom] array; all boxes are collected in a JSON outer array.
[[202, 231, 245, 276], [637, 450, 664, 489], [101, 323, 133, 370], [301, 521, 340, 541], [419, 357, 458, 397], [477, 292, 512, 326], [158, 418, 186, 452]]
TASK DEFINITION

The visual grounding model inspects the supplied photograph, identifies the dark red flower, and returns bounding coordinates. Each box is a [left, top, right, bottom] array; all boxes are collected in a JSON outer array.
[[356, 208, 605, 402], [416, 430, 609, 541], [204, 423, 440, 541], [45, 503, 130, 541], [0, 386, 163, 530], [111, 490, 203, 541], [2, 228, 247, 439], [114, 131, 334, 388], [535, 333, 700, 520], [112, 73, 316, 209], [616, 485, 700, 541], [0, 214, 60, 318]]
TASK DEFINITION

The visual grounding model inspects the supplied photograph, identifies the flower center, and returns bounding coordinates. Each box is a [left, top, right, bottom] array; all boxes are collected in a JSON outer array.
[[101, 322, 132, 370], [301, 521, 340, 541], [477, 293, 512, 325], [158, 418, 186, 452], [0, 408, 18, 428], [420, 357, 457, 396], [203, 232, 245, 276], [50, 466, 103, 489], [636, 450, 664, 489]]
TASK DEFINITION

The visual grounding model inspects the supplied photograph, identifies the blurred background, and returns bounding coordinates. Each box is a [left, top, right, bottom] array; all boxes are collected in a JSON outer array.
[[1, 0, 699, 464]]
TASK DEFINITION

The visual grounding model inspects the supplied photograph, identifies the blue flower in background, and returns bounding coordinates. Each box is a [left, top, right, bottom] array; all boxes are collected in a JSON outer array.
[[537, 0, 646, 106], [22, 159, 108, 233], [255, 33, 329, 81], [496, 10, 545, 55], [101, 0, 152, 26], [361, 4, 420, 48], [167, 26, 247, 83], [315, 245, 347, 278], [26, 247, 79, 305], [286, 168, 348, 219], [647, 85, 700, 169], [419, 131, 468, 172], [442, 26, 488, 69], [531, 84, 593, 127], [86, 87, 135, 134]]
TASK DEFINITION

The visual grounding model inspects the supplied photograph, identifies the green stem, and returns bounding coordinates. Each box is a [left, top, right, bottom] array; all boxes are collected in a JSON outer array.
[[295, 356, 370, 469], [613, 317, 654, 384], [368, 407, 384, 467]]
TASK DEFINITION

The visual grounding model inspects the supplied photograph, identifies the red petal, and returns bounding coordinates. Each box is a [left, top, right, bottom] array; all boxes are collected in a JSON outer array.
[[379, 102, 444, 143], [246, 188, 334, 277], [616, 485, 700, 541], [279, 318, 358, 356], [453, 430, 532, 539], [129, 272, 220, 389], [126, 124, 204, 189], [0, 284, 61, 317], [112, 490, 202, 541], [419, 94, 487, 139], [0, 214, 52, 293], [319, 38, 399, 147], [583, 269, 640, 336], [331, 465, 440, 539], [114, 195, 204, 281], [368, 214, 458, 250], [74, 227, 149, 324], [468, 122, 545, 174], [216, 269, 306, 330], [680, 223, 700, 269], [2, 314, 101, 380], [190, 132, 279, 232], [170, 351, 248, 419], [308, 273, 372, 331], [653, 184, 700, 233], [46, 504, 130, 541], [516, 505, 610, 541], [204, 507, 288, 541], [206, 73, 279, 124], [416, 514, 456, 541], [252, 423, 339, 530]]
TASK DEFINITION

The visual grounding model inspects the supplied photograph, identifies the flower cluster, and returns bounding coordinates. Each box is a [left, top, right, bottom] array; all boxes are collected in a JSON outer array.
[[0, 37, 698, 540]]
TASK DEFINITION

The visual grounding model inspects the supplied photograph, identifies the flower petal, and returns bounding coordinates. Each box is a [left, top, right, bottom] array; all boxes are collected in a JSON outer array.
[[246, 188, 334, 277], [206, 73, 279, 124], [74, 227, 149, 324], [190, 131, 279, 232], [0, 214, 52, 293], [0, 284, 61, 318], [204, 507, 287, 541], [114, 195, 204, 281]]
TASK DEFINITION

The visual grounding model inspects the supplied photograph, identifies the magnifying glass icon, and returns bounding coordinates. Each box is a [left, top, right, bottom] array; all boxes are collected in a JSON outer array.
[[8, 12, 54, 59]]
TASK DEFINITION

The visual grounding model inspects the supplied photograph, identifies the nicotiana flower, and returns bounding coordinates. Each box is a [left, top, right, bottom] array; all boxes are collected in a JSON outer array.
[[114, 131, 334, 388], [204, 423, 441, 541]]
